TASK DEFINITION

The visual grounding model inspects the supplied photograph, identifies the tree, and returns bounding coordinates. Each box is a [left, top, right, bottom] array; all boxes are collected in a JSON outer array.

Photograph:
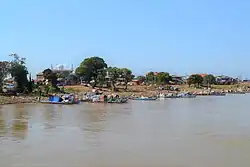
[[42, 68, 57, 87], [120, 68, 134, 90], [203, 74, 216, 88], [105, 67, 120, 91], [8, 54, 28, 92], [0, 61, 10, 91], [187, 74, 203, 87], [146, 72, 155, 83], [155, 72, 171, 84], [66, 73, 79, 85], [27, 73, 34, 93], [42, 68, 52, 79], [75, 56, 107, 87], [96, 69, 106, 87], [136, 76, 146, 83]]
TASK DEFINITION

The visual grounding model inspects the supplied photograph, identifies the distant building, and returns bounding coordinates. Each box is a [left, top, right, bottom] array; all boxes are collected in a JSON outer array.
[[36, 72, 44, 82], [36, 64, 74, 83], [215, 75, 237, 85], [171, 75, 185, 84]]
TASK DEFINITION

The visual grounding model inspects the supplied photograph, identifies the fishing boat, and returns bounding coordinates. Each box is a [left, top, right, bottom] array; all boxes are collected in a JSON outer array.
[[107, 98, 128, 103], [158, 93, 180, 99], [209, 91, 226, 96], [177, 92, 196, 98], [227, 91, 246, 94], [133, 96, 157, 100], [82, 94, 128, 104], [165, 93, 180, 98], [41, 95, 80, 105]]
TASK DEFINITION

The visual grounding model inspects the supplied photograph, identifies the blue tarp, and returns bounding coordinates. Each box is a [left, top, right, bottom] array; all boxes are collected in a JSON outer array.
[[48, 96, 60, 102]]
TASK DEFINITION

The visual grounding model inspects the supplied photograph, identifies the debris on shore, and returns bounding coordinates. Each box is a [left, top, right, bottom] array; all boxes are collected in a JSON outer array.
[[0, 96, 39, 105]]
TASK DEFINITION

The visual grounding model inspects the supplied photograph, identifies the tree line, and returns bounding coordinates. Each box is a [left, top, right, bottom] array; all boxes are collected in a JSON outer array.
[[0, 54, 237, 94], [75, 56, 134, 91], [0, 54, 32, 93]]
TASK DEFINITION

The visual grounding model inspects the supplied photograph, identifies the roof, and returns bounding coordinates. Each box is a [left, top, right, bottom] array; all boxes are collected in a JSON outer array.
[[52, 69, 73, 72], [36, 72, 43, 75], [199, 74, 207, 77]]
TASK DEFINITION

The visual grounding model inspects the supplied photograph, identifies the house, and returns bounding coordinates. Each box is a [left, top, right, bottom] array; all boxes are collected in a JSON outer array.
[[215, 75, 237, 85], [129, 79, 141, 86], [36, 72, 44, 82], [52, 69, 73, 78], [170, 75, 185, 84], [2, 77, 17, 92]]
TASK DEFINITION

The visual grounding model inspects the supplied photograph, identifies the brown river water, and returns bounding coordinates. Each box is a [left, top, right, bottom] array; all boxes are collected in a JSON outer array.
[[1, 94, 250, 167]]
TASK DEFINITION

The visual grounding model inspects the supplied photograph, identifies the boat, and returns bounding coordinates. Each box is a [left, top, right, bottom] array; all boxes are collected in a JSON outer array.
[[82, 94, 128, 104], [177, 92, 196, 98], [165, 93, 180, 98], [133, 96, 157, 100], [209, 92, 226, 96], [107, 97, 128, 103], [227, 91, 246, 94], [158, 93, 180, 99], [40, 101, 75, 105], [41, 95, 80, 105]]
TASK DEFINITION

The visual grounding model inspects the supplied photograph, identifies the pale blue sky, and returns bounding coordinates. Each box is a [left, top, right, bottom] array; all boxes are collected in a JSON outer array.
[[0, 0, 249, 78]]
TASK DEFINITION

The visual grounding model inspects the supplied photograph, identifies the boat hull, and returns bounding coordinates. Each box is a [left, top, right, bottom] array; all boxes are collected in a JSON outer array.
[[40, 101, 75, 105], [133, 98, 157, 100]]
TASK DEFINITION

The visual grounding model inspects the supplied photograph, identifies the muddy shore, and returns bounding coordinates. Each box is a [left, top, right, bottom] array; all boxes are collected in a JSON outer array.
[[0, 96, 41, 105]]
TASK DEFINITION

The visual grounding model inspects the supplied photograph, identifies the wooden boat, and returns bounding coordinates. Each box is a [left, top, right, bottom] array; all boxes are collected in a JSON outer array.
[[41, 95, 80, 105], [227, 92, 246, 94], [177, 93, 196, 98], [40, 101, 75, 105], [133, 97, 157, 100], [209, 92, 226, 96]]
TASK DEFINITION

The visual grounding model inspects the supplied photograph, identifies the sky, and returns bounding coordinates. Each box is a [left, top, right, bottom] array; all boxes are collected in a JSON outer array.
[[0, 0, 250, 78]]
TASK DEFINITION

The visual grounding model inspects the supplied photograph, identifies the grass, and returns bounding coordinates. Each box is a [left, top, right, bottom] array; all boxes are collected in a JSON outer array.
[[63, 83, 248, 96]]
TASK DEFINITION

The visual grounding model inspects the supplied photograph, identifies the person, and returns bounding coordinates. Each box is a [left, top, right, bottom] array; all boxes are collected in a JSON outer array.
[[104, 95, 107, 102], [59, 95, 64, 102], [38, 88, 42, 102]]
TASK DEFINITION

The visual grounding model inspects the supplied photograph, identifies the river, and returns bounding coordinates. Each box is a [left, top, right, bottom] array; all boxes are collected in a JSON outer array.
[[0, 94, 250, 167]]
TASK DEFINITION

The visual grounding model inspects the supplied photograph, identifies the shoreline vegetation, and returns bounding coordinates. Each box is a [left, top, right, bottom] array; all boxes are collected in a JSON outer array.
[[1, 54, 250, 105], [1, 84, 249, 105]]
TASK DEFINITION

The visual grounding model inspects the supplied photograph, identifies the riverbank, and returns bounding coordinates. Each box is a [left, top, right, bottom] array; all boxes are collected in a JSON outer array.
[[64, 84, 249, 97], [0, 96, 39, 105], [0, 83, 248, 105]]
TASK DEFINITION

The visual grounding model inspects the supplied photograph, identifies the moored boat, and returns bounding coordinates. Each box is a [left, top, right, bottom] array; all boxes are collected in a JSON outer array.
[[177, 92, 196, 98], [133, 96, 157, 100], [82, 94, 128, 104], [41, 95, 80, 105], [227, 91, 246, 94], [209, 92, 226, 96]]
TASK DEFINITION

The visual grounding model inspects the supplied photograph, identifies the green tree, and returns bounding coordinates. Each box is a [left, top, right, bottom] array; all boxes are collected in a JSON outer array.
[[96, 69, 106, 87], [187, 74, 203, 87], [146, 72, 155, 83], [0, 61, 10, 91], [120, 68, 134, 90], [155, 72, 172, 84], [27, 73, 33, 93], [56, 72, 66, 79], [136, 76, 146, 83], [65, 73, 79, 85], [75, 56, 107, 87], [105, 67, 120, 91], [203, 74, 216, 88], [8, 54, 28, 93], [42, 68, 58, 87]]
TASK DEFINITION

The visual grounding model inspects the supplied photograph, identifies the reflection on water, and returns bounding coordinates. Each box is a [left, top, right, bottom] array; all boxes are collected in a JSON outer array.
[[0, 104, 28, 139], [11, 105, 28, 139], [0, 106, 5, 136], [42, 104, 61, 129], [0, 95, 250, 167]]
